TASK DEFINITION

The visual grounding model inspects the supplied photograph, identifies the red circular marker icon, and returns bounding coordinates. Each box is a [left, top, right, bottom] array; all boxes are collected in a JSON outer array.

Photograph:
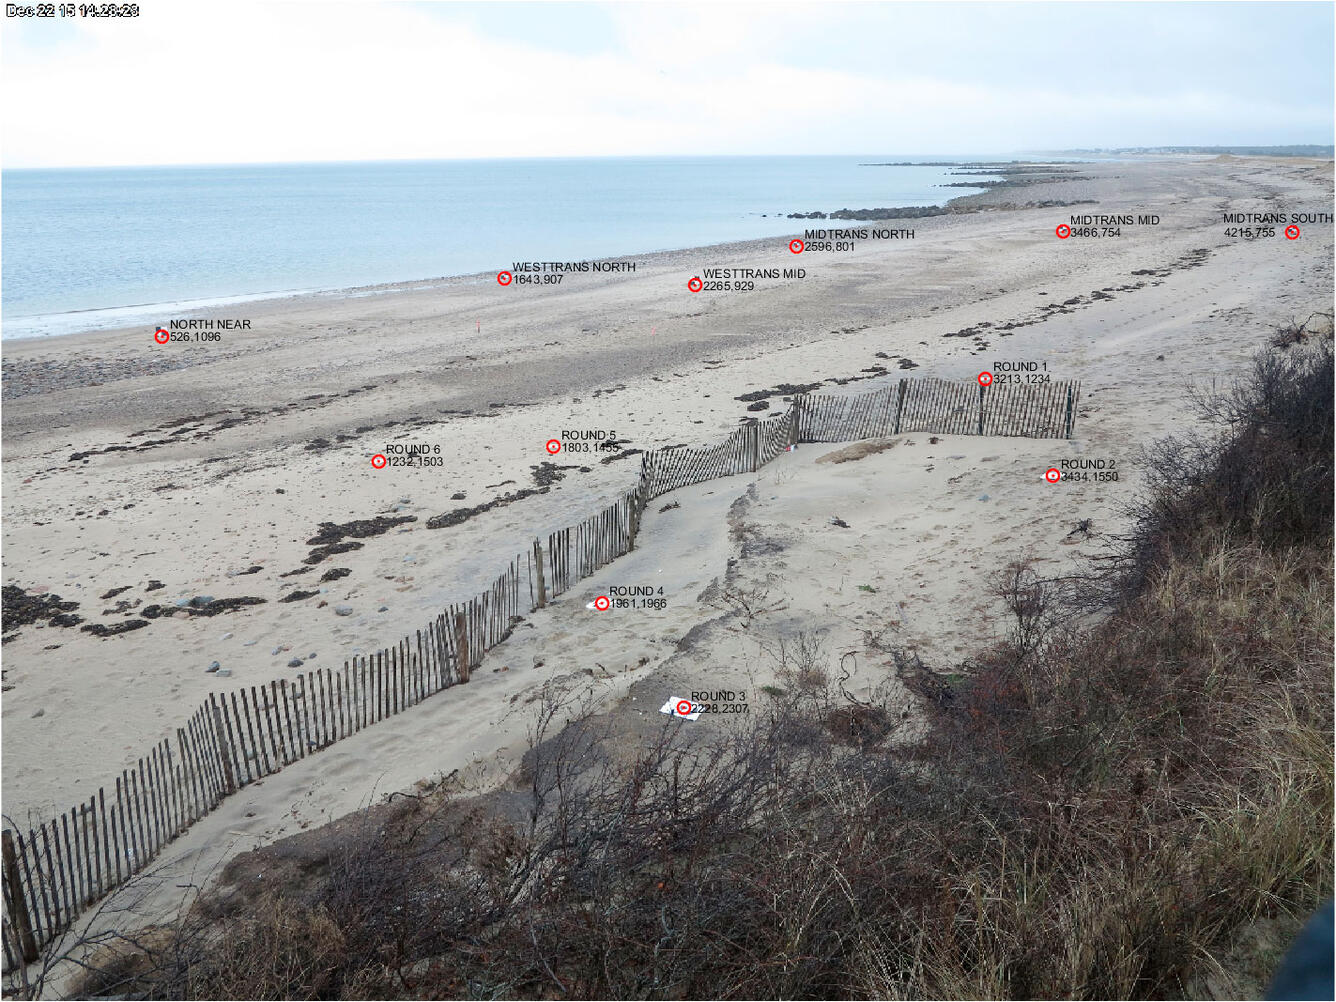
[[1055, 224, 1071, 239], [593, 595, 610, 612], [1044, 467, 1061, 483], [977, 371, 993, 387], [154, 328, 169, 344], [675, 699, 693, 716], [497, 270, 513, 286], [687, 276, 703, 293], [1285, 225, 1300, 240], [371, 453, 387, 470], [789, 238, 805, 254], [545, 439, 562, 455]]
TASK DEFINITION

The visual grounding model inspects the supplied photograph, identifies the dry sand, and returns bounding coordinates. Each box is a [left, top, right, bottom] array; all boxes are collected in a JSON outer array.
[[2, 157, 1332, 963]]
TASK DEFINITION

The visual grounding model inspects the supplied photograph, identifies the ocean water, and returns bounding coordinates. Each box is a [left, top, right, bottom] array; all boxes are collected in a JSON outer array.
[[1, 156, 991, 339]]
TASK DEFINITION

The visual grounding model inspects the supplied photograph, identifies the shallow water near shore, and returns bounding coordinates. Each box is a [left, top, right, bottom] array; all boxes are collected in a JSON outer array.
[[3, 154, 999, 339]]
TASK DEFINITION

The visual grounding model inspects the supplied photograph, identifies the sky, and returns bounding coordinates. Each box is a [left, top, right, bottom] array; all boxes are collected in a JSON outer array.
[[2, 1, 1332, 168]]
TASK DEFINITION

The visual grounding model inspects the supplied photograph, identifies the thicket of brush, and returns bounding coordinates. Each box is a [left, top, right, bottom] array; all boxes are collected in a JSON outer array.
[[65, 340, 1333, 1000]]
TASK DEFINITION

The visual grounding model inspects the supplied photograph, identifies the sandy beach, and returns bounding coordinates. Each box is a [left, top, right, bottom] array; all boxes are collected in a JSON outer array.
[[2, 156, 1332, 936]]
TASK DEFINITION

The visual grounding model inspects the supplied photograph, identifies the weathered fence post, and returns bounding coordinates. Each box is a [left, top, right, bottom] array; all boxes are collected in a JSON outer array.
[[209, 698, 237, 795], [1064, 383, 1075, 439], [453, 611, 470, 683], [893, 380, 907, 435], [532, 540, 547, 610], [628, 486, 643, 551], [977, 383, 986, 435], [2, 830, 38, 963]]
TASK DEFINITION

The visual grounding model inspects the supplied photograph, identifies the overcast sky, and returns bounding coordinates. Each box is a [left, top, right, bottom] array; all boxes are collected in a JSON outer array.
[[3, 1, 1332, 168]]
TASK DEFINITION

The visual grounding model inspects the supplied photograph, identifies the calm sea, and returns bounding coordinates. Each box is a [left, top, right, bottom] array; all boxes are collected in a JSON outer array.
[[1, 156, 991, 339]]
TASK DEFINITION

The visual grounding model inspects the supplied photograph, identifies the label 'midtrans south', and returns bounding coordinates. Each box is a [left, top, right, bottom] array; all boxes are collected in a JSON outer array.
[[1221, 212, 1332, 224], [1221, 211, 1331, 240]]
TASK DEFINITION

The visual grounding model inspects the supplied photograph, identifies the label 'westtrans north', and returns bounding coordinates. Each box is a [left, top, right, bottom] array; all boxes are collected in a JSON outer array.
[[511, 261, 637, 273]]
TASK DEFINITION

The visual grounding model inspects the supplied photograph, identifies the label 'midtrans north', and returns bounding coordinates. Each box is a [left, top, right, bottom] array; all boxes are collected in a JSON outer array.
[[801, 227, 915, 251]]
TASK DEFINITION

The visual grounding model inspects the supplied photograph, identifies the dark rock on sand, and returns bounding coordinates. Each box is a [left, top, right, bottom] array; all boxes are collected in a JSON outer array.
[[81, 620, 149, 638], [2, 585, 81, 634], [530, 462, 582, 487], [142, 597, 266, 619], [304, 516, 416, 564], [304, 540, 364, 564], [426, 486, 548, 530], [736, 382, 823, 403]]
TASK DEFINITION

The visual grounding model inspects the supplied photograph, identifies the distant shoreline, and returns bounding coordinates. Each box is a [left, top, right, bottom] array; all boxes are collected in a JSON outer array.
[[2, 163, 1082, 342], [1, 156, 987, 340]]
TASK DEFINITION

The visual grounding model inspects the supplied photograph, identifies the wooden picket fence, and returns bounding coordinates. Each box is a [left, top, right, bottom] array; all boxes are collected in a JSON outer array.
[[0, 376, 1079, 972]]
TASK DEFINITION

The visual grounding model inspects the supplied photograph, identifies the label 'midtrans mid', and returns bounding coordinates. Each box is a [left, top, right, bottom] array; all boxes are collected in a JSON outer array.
[[1060, 213, 1160, 238]]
